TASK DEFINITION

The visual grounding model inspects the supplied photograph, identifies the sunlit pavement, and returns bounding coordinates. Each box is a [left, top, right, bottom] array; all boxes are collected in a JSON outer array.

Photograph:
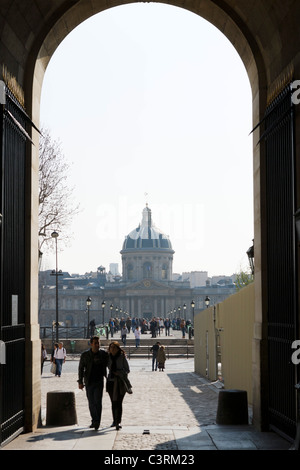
[[3, 330, 292, 452]]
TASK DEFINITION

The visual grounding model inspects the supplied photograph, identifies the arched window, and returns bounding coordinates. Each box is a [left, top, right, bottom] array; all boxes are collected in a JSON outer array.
[[143, 262, 152, 279]]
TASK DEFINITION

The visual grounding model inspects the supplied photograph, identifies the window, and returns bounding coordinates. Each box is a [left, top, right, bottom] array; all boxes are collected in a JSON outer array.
[[143, 262, 152, 279], [162, 264, 168, 280], [127, 263, 134, 280]]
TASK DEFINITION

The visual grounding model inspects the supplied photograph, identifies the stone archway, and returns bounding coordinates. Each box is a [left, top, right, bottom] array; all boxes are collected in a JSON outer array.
[[1, 1, 300, 437], [25, 0, 268, 435]]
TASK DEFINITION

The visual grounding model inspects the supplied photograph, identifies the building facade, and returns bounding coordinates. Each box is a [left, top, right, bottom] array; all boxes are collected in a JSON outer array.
[[39, 206, 236, 327]]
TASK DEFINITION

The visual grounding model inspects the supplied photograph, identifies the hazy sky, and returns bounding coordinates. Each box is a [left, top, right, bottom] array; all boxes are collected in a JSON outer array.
[[40, 3, 253, 277]]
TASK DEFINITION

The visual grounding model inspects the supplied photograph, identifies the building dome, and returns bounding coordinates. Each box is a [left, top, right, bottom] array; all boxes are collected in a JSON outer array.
[[121, 205, 174, 283], [121, 205, 173, 252]]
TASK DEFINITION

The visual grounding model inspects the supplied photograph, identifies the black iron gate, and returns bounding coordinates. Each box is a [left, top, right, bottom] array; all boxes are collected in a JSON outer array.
[[263, 85, 298, 439], [0, 84, 28, 446]]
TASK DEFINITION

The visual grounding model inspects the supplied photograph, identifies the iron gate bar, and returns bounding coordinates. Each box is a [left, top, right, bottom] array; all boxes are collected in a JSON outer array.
[[4, 109, 34, 143], [250, 84, 294, 137], [263, 84, 298, 439], [0, 86, 30, 446], [5, 91, 40, 134]]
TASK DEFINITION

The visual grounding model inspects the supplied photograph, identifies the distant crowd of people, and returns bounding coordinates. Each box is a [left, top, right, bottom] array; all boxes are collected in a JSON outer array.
[[106, 316, 192, 341]]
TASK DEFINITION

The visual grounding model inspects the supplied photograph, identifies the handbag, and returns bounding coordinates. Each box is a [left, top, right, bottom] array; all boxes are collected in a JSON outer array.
[[50, 362, 56, 374]]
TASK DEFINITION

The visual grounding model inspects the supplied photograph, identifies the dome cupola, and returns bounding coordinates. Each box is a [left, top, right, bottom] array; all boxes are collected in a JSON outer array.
[[121, 204, 173, 252], [120, 205, 174, 283]]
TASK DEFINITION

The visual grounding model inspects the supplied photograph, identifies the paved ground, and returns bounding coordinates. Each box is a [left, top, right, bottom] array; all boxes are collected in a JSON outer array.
[[2, 330, 294, 453]]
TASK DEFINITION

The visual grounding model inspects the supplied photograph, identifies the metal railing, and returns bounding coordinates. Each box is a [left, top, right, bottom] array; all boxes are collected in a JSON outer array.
[[123, 345, 194, 359], [40, 325, 194, 341], [40, 325, 109, 340]]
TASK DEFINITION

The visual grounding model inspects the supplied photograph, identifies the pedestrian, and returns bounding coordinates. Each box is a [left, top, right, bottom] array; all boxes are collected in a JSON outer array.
[[89, 319, 96, 336], [78, 336, 108, 430], [150, 318, 157, 338], [106, 341, 132, 430], [159, 318, 164, 335], [164, 318, 170, 336], [51, 342, 58, 362], [50, 342, 58, 375], [109, 318, 114, 337], [134, 326, 141, 347], [150, 341, 160, 371], [157, 344, 166, 371], [121, 326, 127, 346], [53, 341, 67, 377], [180, 319, 186, 338], [41, 343, 47, 374], [114, 318, 120, 332], [126, 317, 132, 332]]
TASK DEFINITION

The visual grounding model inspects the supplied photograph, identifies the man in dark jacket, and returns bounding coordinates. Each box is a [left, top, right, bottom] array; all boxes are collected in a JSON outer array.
[[78, 336, 108, 430]]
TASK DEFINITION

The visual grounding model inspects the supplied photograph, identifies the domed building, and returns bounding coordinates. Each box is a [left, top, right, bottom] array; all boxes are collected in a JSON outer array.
[[121, 204, 174, 283], [100, 204, 192, 319], [39, 205, 236, 326]]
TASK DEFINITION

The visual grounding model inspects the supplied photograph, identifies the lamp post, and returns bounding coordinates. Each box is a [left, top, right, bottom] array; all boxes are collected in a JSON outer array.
[[50, 231, 63, 343], [101, 301, 106, 325], [86, 296, 92, 338], [109, 304, 114, 338], [183, 303, 187, 320], [246, 241, 254, 276], [191, 300, 195, 324], [205, 296, 210, 308]]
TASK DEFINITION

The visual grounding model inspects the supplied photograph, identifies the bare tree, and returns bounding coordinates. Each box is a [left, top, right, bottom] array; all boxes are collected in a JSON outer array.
[[39, 127, 80, 252]]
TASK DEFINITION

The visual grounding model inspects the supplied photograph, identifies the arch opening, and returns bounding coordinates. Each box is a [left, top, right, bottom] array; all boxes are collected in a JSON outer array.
[[38, 3, 255, 280], [20, 0, 273, 435]]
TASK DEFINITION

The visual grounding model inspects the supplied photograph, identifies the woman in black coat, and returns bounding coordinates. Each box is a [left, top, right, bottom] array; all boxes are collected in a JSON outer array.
[[106, 341, 131, 430]]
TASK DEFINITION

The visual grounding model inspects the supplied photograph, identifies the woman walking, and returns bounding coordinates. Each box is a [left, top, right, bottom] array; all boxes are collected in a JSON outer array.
[[106, 341, 132, 430], [54, 342, 67, 377], [157, 344, 166, 371]]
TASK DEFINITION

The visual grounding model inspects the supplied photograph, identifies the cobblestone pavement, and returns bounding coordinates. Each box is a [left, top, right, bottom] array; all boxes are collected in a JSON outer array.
[[38, 358, 220, 450], [3, 332, 292, 451]]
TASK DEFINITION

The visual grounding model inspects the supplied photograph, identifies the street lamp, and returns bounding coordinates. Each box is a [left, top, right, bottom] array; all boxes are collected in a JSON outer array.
[[246, 241, 254, 276], [183, 303, 187, 320], [86, 296, 92, 338], [205, 296, 210, 308], [50, 231, 63, 343], [191, 300, 195, 324], [101, 301, 106, 325]]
